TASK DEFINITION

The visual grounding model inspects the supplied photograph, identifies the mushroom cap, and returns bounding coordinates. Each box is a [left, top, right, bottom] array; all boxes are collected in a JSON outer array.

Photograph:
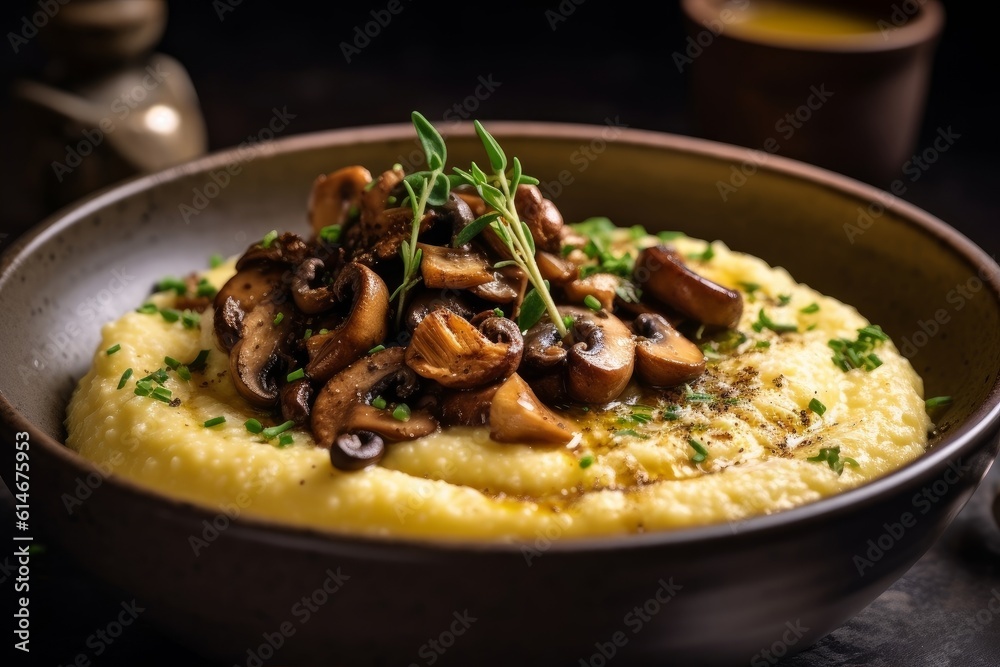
[[632, 313, 707, 388], [308, 165, 372, 236], [229, 299, 295, 408], [635, 245, 743, 329], [562, 306, 636, 404], [489, 373, 576, 445]]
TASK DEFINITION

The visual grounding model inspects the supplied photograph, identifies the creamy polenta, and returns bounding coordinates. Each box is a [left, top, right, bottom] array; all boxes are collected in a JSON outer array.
[[65, 236, 931, 541]]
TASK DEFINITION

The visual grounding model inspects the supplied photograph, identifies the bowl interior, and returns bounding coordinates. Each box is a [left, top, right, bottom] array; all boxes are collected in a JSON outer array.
[[1, 122, 998, 460]]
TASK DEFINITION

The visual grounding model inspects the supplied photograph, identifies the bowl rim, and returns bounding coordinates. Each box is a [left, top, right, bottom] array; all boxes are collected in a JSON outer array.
[[680, 0, 945, 54], [2, 119, 999, 554]]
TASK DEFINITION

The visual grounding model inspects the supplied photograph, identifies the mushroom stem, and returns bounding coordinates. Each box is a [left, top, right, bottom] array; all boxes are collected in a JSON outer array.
[[489, 374, 577, 445]]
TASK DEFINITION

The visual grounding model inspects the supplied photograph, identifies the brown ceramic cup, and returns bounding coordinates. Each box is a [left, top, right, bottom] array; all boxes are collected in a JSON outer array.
[[680, 0, 945, 184]]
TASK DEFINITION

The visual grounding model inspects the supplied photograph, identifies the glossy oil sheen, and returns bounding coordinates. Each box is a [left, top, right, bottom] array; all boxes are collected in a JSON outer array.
[[1, 123, 998, 666]]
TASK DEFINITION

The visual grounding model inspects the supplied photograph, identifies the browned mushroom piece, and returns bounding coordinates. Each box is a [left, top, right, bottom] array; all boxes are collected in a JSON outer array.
[[305, 263, 390, 384], [562, 306, 636, 404], [312, 347, 438, 469], [453, 188, 487, 218], [632, 313, 707, 388], [213, 264, 287, 352], [308, 165, 372, 236], [229, 300, 296, 409], [489, 373, 576, 444], [280, 378, 314, 425], [439, 383, 502, 427], [405, 309, 523, 389], [468, 266, 528, 307], [536, 251, 579, 285], [235, 232, 310, 270], [291, 258, 337, 314], [368, 208, 438, 263], [439, 193, 477, 246], [562, 273, 621, 311], [417, 243, 494, 289], [634, 245, 743, 329], [403, 289, 476, 333], [513, 184, 564, 253]]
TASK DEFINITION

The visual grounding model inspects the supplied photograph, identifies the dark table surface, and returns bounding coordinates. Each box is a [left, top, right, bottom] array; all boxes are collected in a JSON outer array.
[[2, 2, 999, 665]]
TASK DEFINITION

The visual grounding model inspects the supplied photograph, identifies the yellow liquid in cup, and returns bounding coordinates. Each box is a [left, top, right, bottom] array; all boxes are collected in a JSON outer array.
[[728, 1, 876, 40]]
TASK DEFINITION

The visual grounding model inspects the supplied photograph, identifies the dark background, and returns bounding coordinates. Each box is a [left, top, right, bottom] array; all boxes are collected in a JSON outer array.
[[1, 1, 998, 666]]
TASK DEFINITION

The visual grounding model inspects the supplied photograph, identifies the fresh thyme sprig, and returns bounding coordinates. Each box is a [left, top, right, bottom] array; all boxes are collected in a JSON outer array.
[[452, 121, 567, 337], [391, 111, 451, 329]]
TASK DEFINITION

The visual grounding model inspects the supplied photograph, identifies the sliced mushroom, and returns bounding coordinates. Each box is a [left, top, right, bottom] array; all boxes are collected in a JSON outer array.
[[331, 431, 385, 471], [417, 243, 494, 289], [632, 313, 706, 388], [405, 309, 523, 389], [403, 289, 476, 333], [312, 347, 438, 468], [562, 273, 621, 311], [236, 232, 310, 270], [635, 245, 743, 329], [305, 263, 390, 384], [519, 320, 568, 377], [308, 165, 372, 236], [439, 383, 502, 427], [563, 307, 636, 404], [489, 373, 576, 445], [230, 300, 295, 408], [214, 295, 245, 352], [440, 193, 477, 246], [469, 266, 527, 307], [292, 258, 336, 314], [536, 251, 579, 285], [280, 378, 314, 425], [513, 184, 564, 253]]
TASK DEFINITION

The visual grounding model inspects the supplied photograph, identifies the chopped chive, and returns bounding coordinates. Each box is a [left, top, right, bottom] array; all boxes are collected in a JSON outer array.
[[738, 281, 761, 293], [755, 340, 771, 349], [685, 391, 714, 403], [688, 438, 709, 463], [925, 396, 953, 409], [136, 303, 158, 315], [493, 307, 504, 317], [150, 387, 172, 403], [181, 310, 200, 329], [140, 368, 169, 385], [583, 294, 602, 311], [658, 231, 684, 241], [244, 418, 263, 434], [164, 356, 181, 369], [105, 343, 121, 355], [262, 420, 295, 440], [176, 365, 192, 381], [372, 396, 387, 410], [286, 368, 306, 382], [579, 455, 595, 469], [800, 303, 820, 314], [203, 416, 226, 428], [261, 230, 278, 248], [196, 279, 217, 298], [209, 253, 224, 268], [562, 315, 574, 330], [777, 294, 792, 306], [686, 245, 715, 262], [187, 349, 210, 371], [808, 398, 827, 416], [134, 379, 154, 396], [319, 224, 342, 243], [318, 328, 330, 335], [369, 344, 386, 355], [273, 312, 284, 326], [277, 434, 294, 448], [156, 277, 187, 295], [615, 428, 649, 439], [159, 308, 181, 323], [303, 328, 313, 340], [662, 407, 681, 421], [807, 445, 858, 476], [392, 403, 411, 422], [117, 368, 134, 390], [752, 308, 798, 334]]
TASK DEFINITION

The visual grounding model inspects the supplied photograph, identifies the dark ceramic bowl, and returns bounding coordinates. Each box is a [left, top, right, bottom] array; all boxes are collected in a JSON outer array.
[[1, 123, 998, 666]]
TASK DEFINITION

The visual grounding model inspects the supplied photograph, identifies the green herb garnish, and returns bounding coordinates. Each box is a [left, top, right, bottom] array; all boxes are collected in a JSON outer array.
[[286, 368, 306, 382], [136, 303, 158, 315], [583, 294, 602, 311], [244, 418, 264, 434], [319, 224, 343, 243], [800, 303, 820, 314], [105, 343, 121, 355], [368, 344, 386, 355], [777, 294, 792, 306], [196, 278, 217, 298], [579, 454, 595, 469], [209, 253, 224, 268], [925, 396, 952, 409], [187, 349, 210, 371], [392, 403, 411, 422], [277, 434, 294, 448], [204, 416, 226, 428], [273, 312, 284, 326], [159, 308, 181, 323], [261, 230, 278, 248], [372, 396, 387, 410], [687, 244, 715, 262], [262, 420, 295, 440], [751, 308, 798, 334], [755, 340, 771, 349], [808, 398, 827, 416], [156, 276, 187, 295], [807, 446, 858, 475], [688, 438, 709, 463], [117, 368, 133, 390], [829, 325, 889, 372]]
